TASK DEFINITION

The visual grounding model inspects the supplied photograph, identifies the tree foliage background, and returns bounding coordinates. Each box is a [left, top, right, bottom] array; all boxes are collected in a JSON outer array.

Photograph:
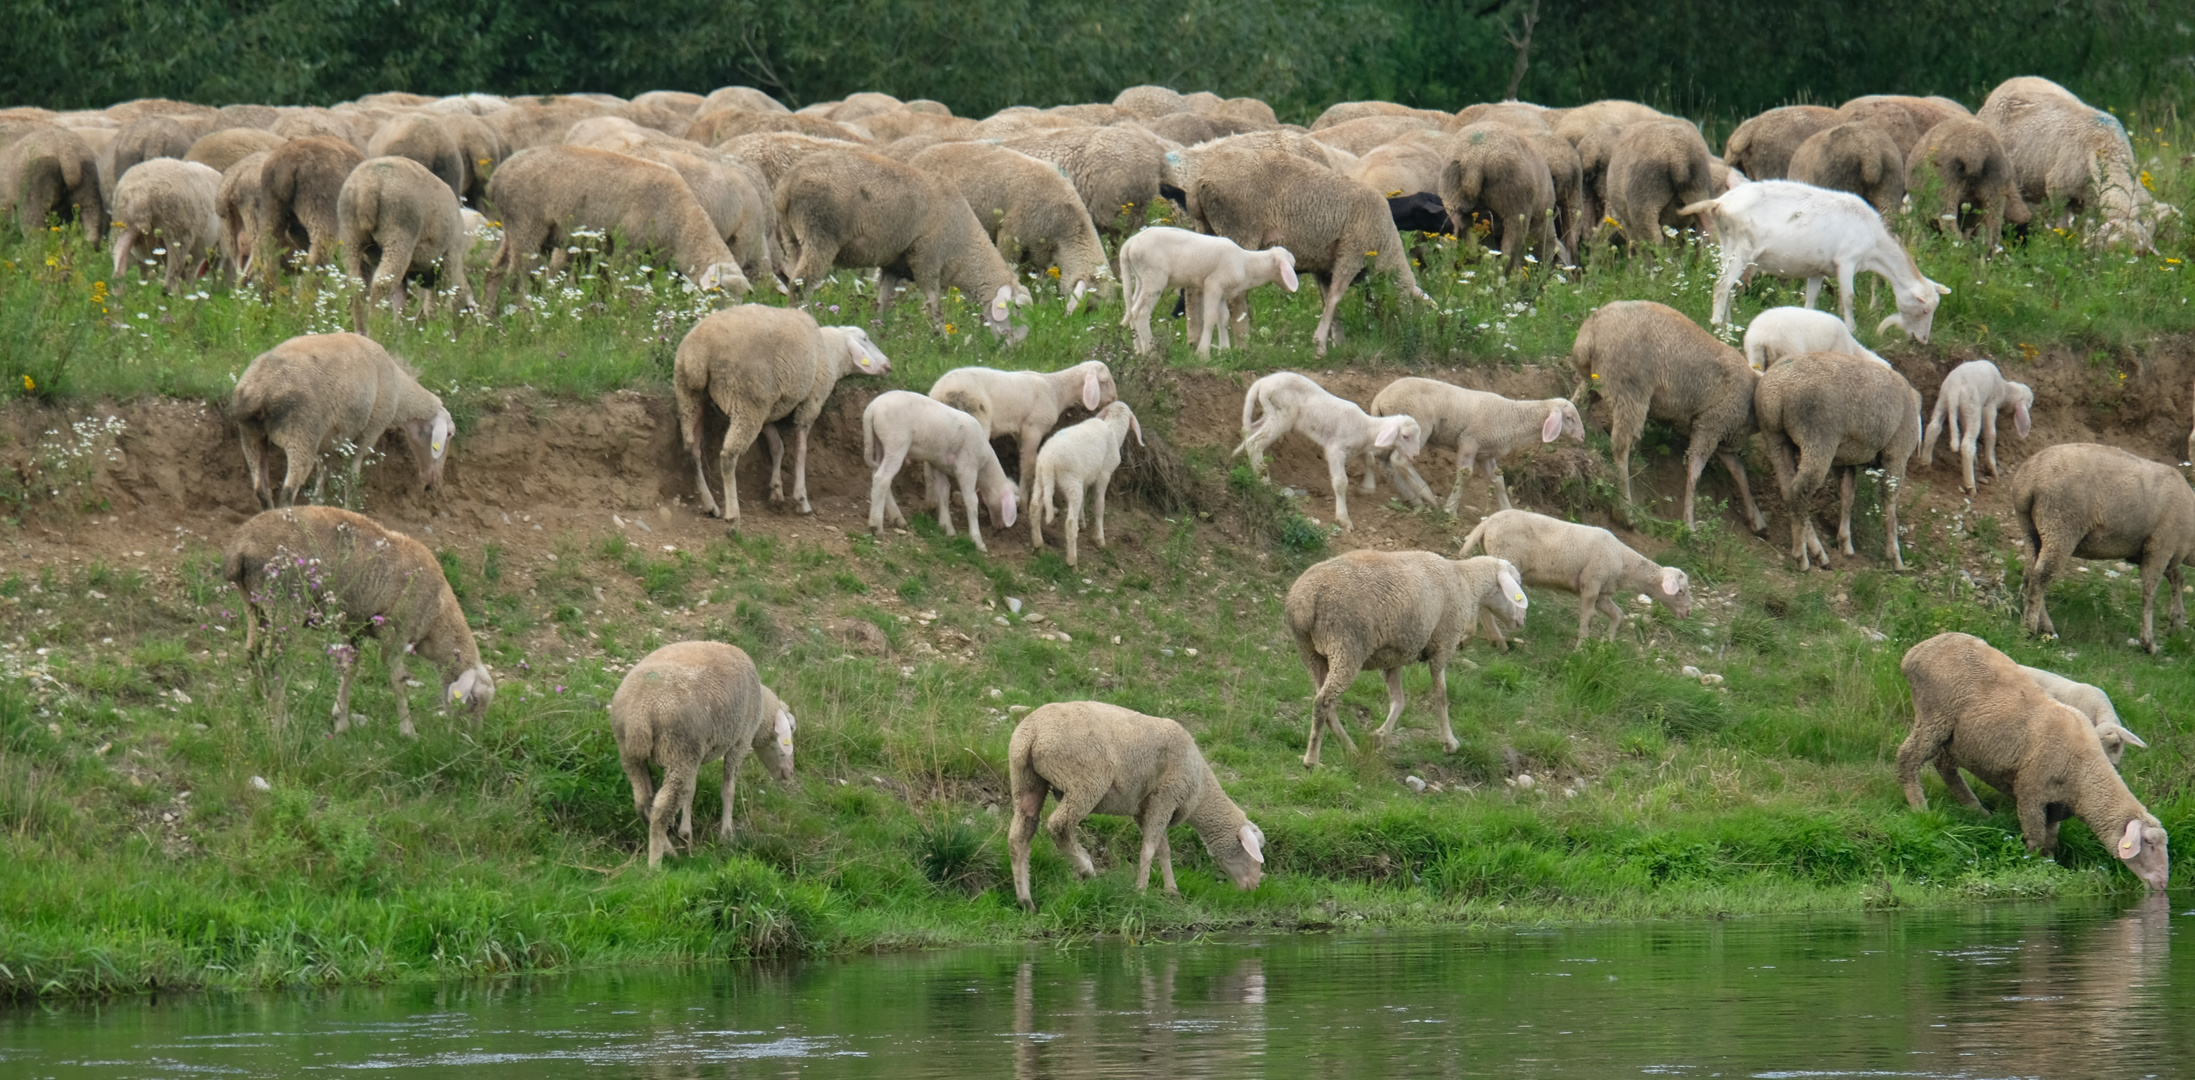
[[5, 0, 2191, 117]]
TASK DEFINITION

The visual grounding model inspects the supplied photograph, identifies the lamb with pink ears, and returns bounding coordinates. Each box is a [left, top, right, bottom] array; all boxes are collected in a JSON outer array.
[[1682, 179, 1950, 342], [1921, 358, 2033, 493], [1460, 508, 1694, 648], [927, 360, 1117, 499], [1117, 226, 1299, 358], [1368, 376, 1584, 513], [1235, 371, 1424, 533], [862, 390, 1020, 553]]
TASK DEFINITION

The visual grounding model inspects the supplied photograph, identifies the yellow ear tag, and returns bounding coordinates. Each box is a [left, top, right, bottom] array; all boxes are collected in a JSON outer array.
[[432, 437, 446, 454], [1512, 592, 1527, 604], [2121, 838, 2136, 854]]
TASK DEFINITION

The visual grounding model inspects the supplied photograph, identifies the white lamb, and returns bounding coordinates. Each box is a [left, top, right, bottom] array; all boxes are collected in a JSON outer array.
[[1117, 226, 1300, 357], [1742, 306, 1894, 373], [1921, 358, 2033, 492], [1031, 401, 1143, 566], [1682, 180, 1950, 342], [1235, 371, 1424, 532], [1367, 377, 1584, 513], [861, 390, 1020, 552]]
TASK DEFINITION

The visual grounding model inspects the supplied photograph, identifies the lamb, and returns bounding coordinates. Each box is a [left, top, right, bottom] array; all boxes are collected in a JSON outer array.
[[482, 145, 746, 311], [1235, 371, 1424, 532], [908, 141, 1113, 313], [2018, 664, 2146, 768], [1920, 359, 2033, 493], [223, 505, 493, 738], [1368, 378, 1584, 513], [1753, 351, 1924, 570], [1117, 226, 1299, 357], [1567, 301, 1770, 532], [1897, 631, 2169, 892], [0, 123, 106, 239], [1978, 76, 2176, 252], [1460, 508, 1693, 646], [1000, 125, 1170, 243], [1438, 122, 1557, 274], [1604, 118, 1717, 248], [1285, 550, 1528, 765], [674, 304, 890, 523], [110, 158, 224, 295], [1742, 306, 1892, 373], [337, 155, 474, 327], [774, 149, 1031, 337], [927, 360, 1117, 497], [2011, 442, 2195, 653], [253, 135, 365, 282], [1905, 118, 2031, 244], [1684, 180, 1950, 341], [610, 641, 796, 869], [1721, 105, 1839, 181], [1008, 701, 1265, 911], [230, 332, 454, 509], [1030, 401, 1142, 566], [862, 390, 1020, 552], [366, 113, 465, 200], [1786, 121, 1906, 216]]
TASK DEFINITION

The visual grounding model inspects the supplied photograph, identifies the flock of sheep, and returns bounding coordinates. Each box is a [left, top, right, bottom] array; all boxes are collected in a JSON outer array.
[[6, 72, 2184, 901]]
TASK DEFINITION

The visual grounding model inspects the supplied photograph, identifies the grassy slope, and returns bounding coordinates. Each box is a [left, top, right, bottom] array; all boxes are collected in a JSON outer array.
[[0, 112, 2191, 998]]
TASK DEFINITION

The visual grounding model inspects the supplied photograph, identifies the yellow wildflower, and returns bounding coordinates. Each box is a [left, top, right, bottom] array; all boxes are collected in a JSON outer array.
[[1046, 266, 1060, 278], [944, 323, 957, 334], [1590, 372, 1600, 380], [2139, 170, 2154, 191], [2168, 258, 2183, 265], [1364, 250, 1378, 258], [20, 375, 32, 391]]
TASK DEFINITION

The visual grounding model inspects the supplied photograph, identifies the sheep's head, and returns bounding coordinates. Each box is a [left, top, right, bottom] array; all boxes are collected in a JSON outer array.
[[1653, 565, 1694, 619], [2094, 720, 2148, 769], [1373, 414, 1423, 462], [1216, 819, 1266, 891], [2008, 381, 2034, 438], [829, 326, 891, 376], [696, 260, 750, 296], [1877, 276, 1950, 343], [444, 664, 494, 718], [1268, 246, 1300, 292], [1546, 400, 1585, 443], [1103, 401, 1144, 447], [1080, 361, 1119, 412], [751, 691, 797, 782], [404, 407, 455, 489], [984, 476, 1020, 529], [2117, 817, 2171, 892], [1488, 559, 1530, 629], [982, 284, 1033, 342]]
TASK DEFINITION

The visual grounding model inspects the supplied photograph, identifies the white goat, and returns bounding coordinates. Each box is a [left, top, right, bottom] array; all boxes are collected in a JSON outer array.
[[1921, 358, 2033, 492], [861, 390, 1020, 552], [1235, 371, 1423, 532], [1117, 226, 1299, 357], [1683, 180, 1950, 342], [1031, 402, 1143, 566], [1742, 305, 1893, 372]]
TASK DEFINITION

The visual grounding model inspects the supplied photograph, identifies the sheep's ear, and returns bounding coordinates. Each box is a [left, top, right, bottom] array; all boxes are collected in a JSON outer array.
[[1239, 821, 1265, 864], [1934, 281, 1952, 296], [431, 412, 452, 457], [2103, 722, 2149, 750], [1541, 408, 1562, 443], [1082, 368, 1101, 411], [1129, 409, 1144, 447], [446, 668, 477, 706], [1374, 417, 1404, 449], [1278, 253, 1299, 292], [999, 486, 1018, 527], [1497, 567, 1527, 608], [2013, 401, 2031, 438], [2120, 818, 2145, 858], [1660, 566, 1685, 596], [775, 708, 796, 754], [990, 285, 1012, 324]]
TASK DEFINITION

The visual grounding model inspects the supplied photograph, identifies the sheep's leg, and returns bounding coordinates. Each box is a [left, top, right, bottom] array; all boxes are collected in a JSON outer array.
[[2022, 536, 2066, 638], [1718, 450, 1769, 534], [1427, 656, 1459, 753], [239, 430, 275, 511], [1325, 446, 1355, 532], [1609, 401, 1649, 522], [328, 644, 359, 734], [1305, 649, 1362, 768], [1311, 268, 1350, 357], [2169, 564, 2188, 632], [867, 448, 906, 533], [718, 751, 739, 843], [1956, 406, 1980, 492], [1597, 594, 1627, 641], [1357, 448, 1380, 495], [1881, 466, 1905, 570], [1197, 286, 1223, 358], [1979, 409, 2000, 482], [1091, 477, 1108, 550], [715, 423, 755, 525], [2013, 787, 2054, 854], [1443, 446, 1476, 514], [1475, 609, 1511, 652], [1062, 481, 1084, 567], [1574, 585, 1603, 646], [2137, 553, 2169, 654], [958, 466, 988, 553], [385, 643, 418, 739], [1045, 786, 1104, 878], [1935, 756, 1984, 810], [1017, 426, 1045, 503], [1135, 804, 1174, 891], [1837, 469, 1857, 555], [1373, 667, 1407, 742], [1484, 455, 1513, 512], [1802, 276, 1823, 311], [1155, 831, 1177, 894], [1010, 784, 1046, 912], [645, 765, 698, 868], [924, 464, 954, 536], [1682, 451, 1710, 530], [784, 424, 813, 514], [1129, 287, 1158, 354], [1834, 266, 1858, 331], [274, 436, 318, 508], [762, 423, 787, 502], [621, 755, 656, 823], [1709, 256, 1741, 324], [1786, 447, 1834, 570]]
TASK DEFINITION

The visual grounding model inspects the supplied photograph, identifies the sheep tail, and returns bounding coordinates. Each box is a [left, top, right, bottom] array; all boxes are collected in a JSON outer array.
[[1240, 382, 1264, 436], [1458, 518, 1490, 557], [862, 408, 880, 469]]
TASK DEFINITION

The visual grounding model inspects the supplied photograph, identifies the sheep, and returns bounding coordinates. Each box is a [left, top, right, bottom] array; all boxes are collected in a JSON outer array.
[[1438, 122, 1557, 274], [223, 505, 493, 739], [2018, 664, 2146, 768], [1234, 371, 1425, 532], [1454, 101, 1553, 132], [622, 145, 776, 289], [1786, 121, 1906, 217], [337, 155, 474, 327], [1030, 401, 1142, 566], [1684, 180, 1950, 341], [438, 111, 506, 205], [775, 148, 1032, 337], [1113, 85, 1189, 119], [1313, 101, 1451, 130], [0, 123, 105, 239], [1313, 114, 1442, 156], [1897, 631, 2169, 892], [367, 113, 465, 199], [253, 135, 365, 282], [1117, 226, 1299, 357], [106, 115, 199, 194], [1906, 118, 2031, 244], [1345, 134, 1449, 202], [1742, 306, 1892, 373], [907, 141, 1112, 313], [1460, 508, 1693, 646], [674, 304, 890, 523], [1978, 76, 2177, 252], [1920, 359, 2033, 493], [609, 641, 795, 869], [862, 390, 1020, 552], [110, 158, 224, 295], [1722, 105, 1840, 181], [1368, 378, 1584, 513], [1000, 125, 1170, 243], [1753, 351, 1924, 570], [927, 360, 1117, 496], [713, 131, 863, 187], [183, 127, 284, 176], [2012, 442, 2195, 653], [1837, 95, 1971, 156], [482, 145, 746, 311], [1604, 118, 1717, 249], [230, 332, 454, 510], [564, 115, 675, 154], [1567, 301, 1769, 532], [1285, 549, 1528, 765], [1008, 701, 1265, 911], [1185, 147, 1427, 356], [268, 108, 360, 149], [215, 151, 268, 275], [701, 86, 790, 116], [1520, 127, 1588, 261]]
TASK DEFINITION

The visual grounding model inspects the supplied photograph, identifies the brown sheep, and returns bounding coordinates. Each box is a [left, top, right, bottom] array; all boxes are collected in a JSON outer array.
[[1001, 125, 1170, 244], [1906, 117, 2031, 243], [909, 140, 1113, 312], [610, 641, 795, 869], [1787, 121, 1907, 216], [0, 123, 105, 239], [1313, 114, 1442, 156], [107, 115, 201, 192], [215, 151, 269, 274], [1753, 351, 1923, 570], [1721, 105, 1839, 182], [1605, 118, 1717, 248], [482, 145, 746, 311], [338, 155, 474, 327], [184, 127, 285, 174], [713, 131, 862, 187], [2013, 442, 2195, 653], [1438, 122, 1557, 274], [367, 113, 464, 201], [1835, 95, 1970, 156], [255, 135, 366, 282], [230, 331, 453, 510], [110, 158, 223, 295]]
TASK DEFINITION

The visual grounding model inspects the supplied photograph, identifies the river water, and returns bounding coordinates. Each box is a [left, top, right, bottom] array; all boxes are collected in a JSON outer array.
[[3, 898, 2186, 1078]]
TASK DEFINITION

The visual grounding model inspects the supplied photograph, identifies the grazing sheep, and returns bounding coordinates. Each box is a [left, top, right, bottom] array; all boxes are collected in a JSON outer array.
[[928, 360, 1116, 496], [1906, 118, 2031, 244], [862, 390, 1020, 552], [1685, 180, 1950, 341], [1722, 105, 1840, 181], [2012, 442, 2195, 653], [269, 108, 360, 149], [1113, 85, 1189, 119], [1117, 226, 1299, 357], [230, 332, 453, 509], [482, 145, 746, 311], [106, 115, 199, 193], [1009, 701, 1265, 911], [2018, 664, 2146, 768], [695, 109, 871, 146], [1000, 125, 1170, 242], [337, 155, 474, 327], [1786, 121, 1906, 216], [564, 115, 674, 154], [1898, 632, 2169, 892], [1438, 122, 1557, 274], [775, 148, 1032, 337], [0, 123, 105, 239], [1567, 301, 1769, 532], [1519, 127, 1588, 261], [254, 135, 365, 282], [367, 113, 466, 199], [1235, 371, 1424, 532], [1286, 550, 1528, 765], [1978, 76, 2177, 252], [1368, 377, 1584, 512], [1742, 306, 1892, 372], [215, 151, 268, 275], [1837, 95, 1970, 156], [1921, 359, 2033, 492], [1314, 101, 1451, 130], [908, 141, 1112, 313], [183, 127, 284, 176], [110, 158, 224, 295], [622, 145, 777, 289], [701, 86, 790, 115], [674, 304, 890, 523], [1460, 508, 1693, 646], [713, 131, 862, 186], [223, 505, 493, 738], [1313, 114, 1442, 156], [610, 641, 795, 869], [1753, 351, 1924, 570], [1030, 402, 1142, 566], [1605, 118, 1717, 248], [860, 109, 977, 144], [1345, 133, 1449, 202]]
